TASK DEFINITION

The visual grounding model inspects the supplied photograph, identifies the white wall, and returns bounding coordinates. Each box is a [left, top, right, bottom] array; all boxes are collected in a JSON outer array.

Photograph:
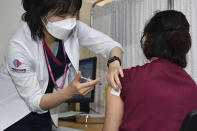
[[0, 0, 23, 60]]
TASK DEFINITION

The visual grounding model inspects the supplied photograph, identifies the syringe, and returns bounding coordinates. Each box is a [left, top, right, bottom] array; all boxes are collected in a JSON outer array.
[[81, 76, 92, 82]]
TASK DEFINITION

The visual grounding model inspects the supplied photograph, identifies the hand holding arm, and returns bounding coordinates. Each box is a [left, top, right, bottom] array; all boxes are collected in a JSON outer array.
[[107, 47, 124, 91]]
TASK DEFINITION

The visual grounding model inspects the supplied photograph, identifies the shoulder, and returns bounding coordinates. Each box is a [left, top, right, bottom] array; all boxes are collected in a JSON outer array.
[[76, 20, 89, 28], [76, 20, 90, 39], [119, 62, 154, 101], [120, 62, 153, 85], [7, 23, 38, 59], [120, 66, 142, 86], [76, 20, 92, 34], [10, 23, 31, 42], [9, 23, 38, 50], [122, 62, 150, 77]]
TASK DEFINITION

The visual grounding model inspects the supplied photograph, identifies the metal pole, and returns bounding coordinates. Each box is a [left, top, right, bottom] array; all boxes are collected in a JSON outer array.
[[92, 0, 104, 8], [168, 0, 174, 10]]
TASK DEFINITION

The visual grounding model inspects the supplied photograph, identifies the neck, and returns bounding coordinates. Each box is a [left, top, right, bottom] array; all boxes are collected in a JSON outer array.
[[43, 29, 57, 44], [43, 28, 57, 52]]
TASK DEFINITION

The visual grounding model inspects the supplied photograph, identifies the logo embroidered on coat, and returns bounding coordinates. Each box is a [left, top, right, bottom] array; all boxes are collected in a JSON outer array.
[[13, 59, 22, 68], [11, 59, 26, 73]]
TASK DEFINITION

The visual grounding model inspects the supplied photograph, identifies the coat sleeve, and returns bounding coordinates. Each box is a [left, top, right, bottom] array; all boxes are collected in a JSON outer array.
[[77, 21, 123, 58], [6, 40, 47, 114]]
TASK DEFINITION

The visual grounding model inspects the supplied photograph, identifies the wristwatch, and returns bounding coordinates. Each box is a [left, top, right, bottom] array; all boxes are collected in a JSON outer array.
[[107, 56, 121, 68]]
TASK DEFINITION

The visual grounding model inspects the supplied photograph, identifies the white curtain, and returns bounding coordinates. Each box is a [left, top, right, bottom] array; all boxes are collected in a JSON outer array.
[[90, 0, 168, 114], [174, 0, 197, 82]]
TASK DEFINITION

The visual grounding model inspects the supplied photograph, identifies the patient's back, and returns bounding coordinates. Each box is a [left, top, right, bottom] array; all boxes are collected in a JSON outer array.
[[119, 59, 197, 131]]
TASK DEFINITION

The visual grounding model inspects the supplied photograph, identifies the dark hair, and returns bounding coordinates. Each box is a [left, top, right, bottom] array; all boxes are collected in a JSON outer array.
[[22, 0, 82, 41], [141, 10, 191, 68]]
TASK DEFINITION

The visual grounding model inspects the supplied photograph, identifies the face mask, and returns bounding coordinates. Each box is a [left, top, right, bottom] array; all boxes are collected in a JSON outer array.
[[44, 17, 77, 40]]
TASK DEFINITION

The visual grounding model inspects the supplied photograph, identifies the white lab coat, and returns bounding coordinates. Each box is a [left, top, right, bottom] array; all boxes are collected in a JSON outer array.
[[0, 21, 122, 130]]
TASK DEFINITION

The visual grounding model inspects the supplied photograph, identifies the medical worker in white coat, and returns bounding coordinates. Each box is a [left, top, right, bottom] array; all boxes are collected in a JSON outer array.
[[0, 0, 123, 130]]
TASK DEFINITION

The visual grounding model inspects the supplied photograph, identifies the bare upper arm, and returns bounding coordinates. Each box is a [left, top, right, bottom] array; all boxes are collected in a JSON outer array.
[[103, 86, 124, 131]]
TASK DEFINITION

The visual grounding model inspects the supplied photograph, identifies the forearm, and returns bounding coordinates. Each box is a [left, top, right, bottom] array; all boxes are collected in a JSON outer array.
[[40, 86, 71, 111], [109, 47, 122, 60]]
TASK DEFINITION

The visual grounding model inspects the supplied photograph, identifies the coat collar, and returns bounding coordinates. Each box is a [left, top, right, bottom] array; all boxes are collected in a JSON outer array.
[[63, 30, 79, 73]]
